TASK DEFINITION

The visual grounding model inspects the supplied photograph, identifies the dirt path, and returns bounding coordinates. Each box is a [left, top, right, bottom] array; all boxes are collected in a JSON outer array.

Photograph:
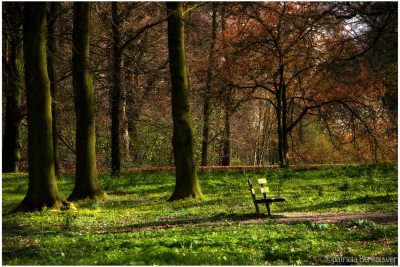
[[202, 212, 399, 228], [270, 212, 398, 225], [128, 212, 397, 232]]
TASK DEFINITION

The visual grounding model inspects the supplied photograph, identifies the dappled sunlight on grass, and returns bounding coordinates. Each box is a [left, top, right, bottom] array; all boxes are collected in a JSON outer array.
[[2, 163, 398, 265]]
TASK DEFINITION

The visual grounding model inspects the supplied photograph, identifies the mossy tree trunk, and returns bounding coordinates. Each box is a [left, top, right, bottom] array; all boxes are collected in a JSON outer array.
[[47, 2, 61, 178], [2, 3, 23, 173], [69, 2, 106, 201], [15, 2, 69, 212], [167, 2, 202, 201]]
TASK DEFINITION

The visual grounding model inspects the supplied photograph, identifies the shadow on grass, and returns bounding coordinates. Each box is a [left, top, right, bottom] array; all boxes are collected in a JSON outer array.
[[284, 195, 396, 213], [127, 212, 284, 231], [2, 211, 284, 242]]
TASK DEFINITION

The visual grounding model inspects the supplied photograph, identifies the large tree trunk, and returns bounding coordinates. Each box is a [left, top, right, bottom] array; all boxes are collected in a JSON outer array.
[[111, 2, 122, 175], [167, 2, 202, 201], [2, 5, 23, 173], [15, 2, 69, 212], [69, 2, 106, 201], [47, 2, 60, 178]]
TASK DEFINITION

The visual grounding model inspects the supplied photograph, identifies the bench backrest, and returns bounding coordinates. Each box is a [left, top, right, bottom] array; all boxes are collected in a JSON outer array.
[[248, 178, 269, 195]]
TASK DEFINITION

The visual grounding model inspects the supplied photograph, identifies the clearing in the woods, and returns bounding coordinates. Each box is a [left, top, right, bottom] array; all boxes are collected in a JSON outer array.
[[2, 163, 398, 265]]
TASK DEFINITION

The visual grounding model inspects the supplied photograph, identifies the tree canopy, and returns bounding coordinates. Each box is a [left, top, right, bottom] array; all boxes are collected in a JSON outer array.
[[2, 2, 397, 176]]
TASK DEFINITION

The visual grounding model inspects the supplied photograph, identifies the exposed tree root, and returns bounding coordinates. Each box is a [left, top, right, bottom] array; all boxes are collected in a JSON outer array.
[[168, 191, 203, 201], [67, 189, 108, 202], [11, 197, 74, 213]]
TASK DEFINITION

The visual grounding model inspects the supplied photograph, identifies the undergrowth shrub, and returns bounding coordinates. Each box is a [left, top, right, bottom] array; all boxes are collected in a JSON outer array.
[[344, 219, 378, 230]]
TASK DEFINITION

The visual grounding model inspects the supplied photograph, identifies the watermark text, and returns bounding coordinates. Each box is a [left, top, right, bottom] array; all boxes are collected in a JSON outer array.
[[325, 255, 397, 264]]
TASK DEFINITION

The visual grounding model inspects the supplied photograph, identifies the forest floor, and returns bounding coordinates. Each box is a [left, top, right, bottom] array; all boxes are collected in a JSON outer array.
[[2, 164, 398, 265]]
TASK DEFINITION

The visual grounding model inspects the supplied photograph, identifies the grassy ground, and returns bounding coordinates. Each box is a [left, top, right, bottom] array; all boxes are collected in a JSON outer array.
[[2, 163, 398, 265]]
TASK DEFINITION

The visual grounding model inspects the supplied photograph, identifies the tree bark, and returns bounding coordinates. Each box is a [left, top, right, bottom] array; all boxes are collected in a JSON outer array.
[[201, 3, 218, 167], [15, 2, 69, 212], [167, 2, 202, 201], [2, 5, 23, 173], [221, 101, 231, 166], [69, 2, 106, 201], [47, 2, 60, 178], [111, 2, 122, 175], [201, 97, 210, 166], [276, 65, 289, 168], [219, 4, 233, 167]]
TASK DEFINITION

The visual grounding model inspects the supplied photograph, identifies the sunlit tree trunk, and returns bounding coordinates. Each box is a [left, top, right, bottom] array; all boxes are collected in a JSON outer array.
[[69, 2, 106, 201], [47, 2, 60, 178], [2, 5, 23, 173], [15, 2, 69, 212], [167, 2, 202, 201], [254, 100, 270, 165], [121, 89, 131, 163], [127, 74, 140, 163]]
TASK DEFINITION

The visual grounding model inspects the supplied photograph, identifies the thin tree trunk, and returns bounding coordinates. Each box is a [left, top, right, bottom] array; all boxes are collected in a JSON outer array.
[[167, 2, 202, 201], [281, 69, 289, 167], [219, 4, 232, 167], [47, 2, 60, 178], [69, 2, 106, 201], [127, 72, 140, 164], [15, 2, 69, 212], [201, 3, 218, 167], [121, 88, 131, 163], [254, 101, 263, 165], [201, 98, 210, 166], [277, 91, 285, 167], [277, 65, 289, 168], [221, 101, 231, 166], [3, 14, 23, 173], [111, 2, 121, 175]]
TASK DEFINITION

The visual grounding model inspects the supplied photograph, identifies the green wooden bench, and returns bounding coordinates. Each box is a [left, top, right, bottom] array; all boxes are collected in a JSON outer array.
[[248, 178, 285, 216]]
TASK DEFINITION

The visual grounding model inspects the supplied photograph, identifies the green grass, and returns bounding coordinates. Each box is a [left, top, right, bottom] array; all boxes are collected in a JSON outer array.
[[2, 163, 398, 265]]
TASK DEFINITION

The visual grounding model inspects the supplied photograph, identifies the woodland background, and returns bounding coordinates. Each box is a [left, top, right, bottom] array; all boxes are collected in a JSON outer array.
[[2, 2, 398, 173]]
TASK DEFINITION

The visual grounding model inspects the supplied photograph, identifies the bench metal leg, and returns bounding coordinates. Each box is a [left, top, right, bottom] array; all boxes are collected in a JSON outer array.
[[265, 202, 271, 216], [251, 194, 261, 215], [254, 202, 261, 215]]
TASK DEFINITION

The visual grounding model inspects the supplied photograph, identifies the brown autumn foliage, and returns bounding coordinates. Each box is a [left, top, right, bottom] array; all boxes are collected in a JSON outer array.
[[2, 2, 397, 173]]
